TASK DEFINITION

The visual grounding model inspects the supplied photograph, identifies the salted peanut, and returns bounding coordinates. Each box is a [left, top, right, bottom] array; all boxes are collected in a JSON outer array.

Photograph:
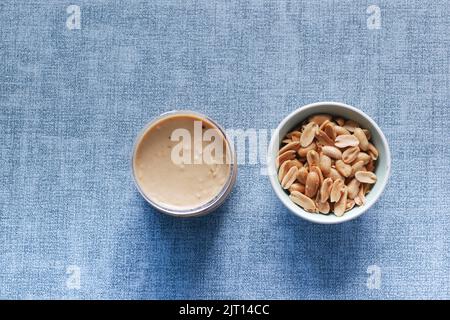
[[290, 191, 316, 212], [355, 171, 377, 184], [335, 160, 352, 177], [278, 141, 301, 155], [359, 185, 367, 204], [316, 193, 330, 214], [281, 166, 299, 189], [280, 114, 378, 217], [321, 146, 342, 160], [368, 143, 378, 160], [353, 128, 369, 151], [343, 120, 359, 132], [347, 178, 360, 199], [354, 185, 366, 206], [342, 146, 360, 164], [319, 177, 333, 203], [278, 160, 294, 182], [334, 186, 348, 217], [335, 134, 359, 148], [310, 166, 324, 185], [305, 171, 320, 198], [278, 160, 289, 181], [300, 122, 319, 147], [289, 183, 305, 194], [355, 152, 371, 165], [351, 160, 366, 177], [306, 150, 320, 168], [366, 159, 375, 172], [363, 183, 371, 195], [330, 179, 344, 202], [308, 114, 332, 126], [323, 122, 336, 140], [290, 159, 304, 169], [296, 167, 309, 184], [335, 117, 345, 126], [316, 130, 335, 146], [346, 199, 355, 212], [327, 168, 343, 181], [319, 119, 330, 131], [319, 154, 332, 176], [334, 125, 350, 136], [297, 142, 317, 158], [286, 130, 302, 140], [276, 150, 296, 168]]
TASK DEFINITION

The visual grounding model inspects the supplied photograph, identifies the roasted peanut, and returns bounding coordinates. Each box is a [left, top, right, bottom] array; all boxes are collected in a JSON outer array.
[[355, 171, 377, 184], [335, 134, 359, 148], [297, 142, 317, 158], [368, 143, 379, 160], [347, 178, 360, 199], [316, 196, 330, 214], [279, 141, 301, 155], [330, 179, 344, 203], [321, 146, 342, 160], [281, 166, 298, 189], [323, 122, 336, 140], [355, 152, 371, 165], [308, 114, 332, 126], [319, 154, 332, 176], [306, 150, 320, 168], [290, 191, 317, 212], [296, 167, 309, 184], [353, 128, 369, 151], [343, 120, 358, 132], [327, 167, 344, 181], [279, 114, 378, 217], [278, 160, 293, 182], [276, 150, 296, 168], [334, 186, 348, 217], [335, 160, 352, 178], [305, 171, 320, 198], [334, 125, 351, 136], [316, 130, 335, 146], [319, 177, 333, 203], [289, 183, 305, 194], [342, 146, 360, 164], [300, 122, 319, 147]]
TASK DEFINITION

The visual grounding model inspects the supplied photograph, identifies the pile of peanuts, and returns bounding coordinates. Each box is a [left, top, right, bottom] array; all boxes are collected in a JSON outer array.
[[277, 114, 379, 216]]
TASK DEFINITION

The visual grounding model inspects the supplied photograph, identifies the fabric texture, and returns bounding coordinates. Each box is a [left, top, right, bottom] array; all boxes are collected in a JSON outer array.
[[0, 0, 449, 299]]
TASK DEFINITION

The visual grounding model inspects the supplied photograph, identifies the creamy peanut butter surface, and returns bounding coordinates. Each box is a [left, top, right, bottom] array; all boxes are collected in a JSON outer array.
[[133, 114, 231, 210]]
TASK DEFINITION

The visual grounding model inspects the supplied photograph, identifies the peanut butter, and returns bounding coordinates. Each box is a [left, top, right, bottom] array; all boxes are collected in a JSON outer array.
[[133, 114, 231, 210]]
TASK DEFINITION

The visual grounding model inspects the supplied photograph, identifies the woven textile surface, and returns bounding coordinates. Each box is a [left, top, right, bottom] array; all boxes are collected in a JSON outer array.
[[0, 0, 449, 299]]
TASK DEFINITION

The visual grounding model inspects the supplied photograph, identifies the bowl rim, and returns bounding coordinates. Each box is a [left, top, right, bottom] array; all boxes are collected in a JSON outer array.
[[267, 101, 391, 224]]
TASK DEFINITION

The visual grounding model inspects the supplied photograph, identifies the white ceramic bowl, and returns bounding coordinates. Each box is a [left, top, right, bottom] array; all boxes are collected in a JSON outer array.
[[268, 102, 391, 224]]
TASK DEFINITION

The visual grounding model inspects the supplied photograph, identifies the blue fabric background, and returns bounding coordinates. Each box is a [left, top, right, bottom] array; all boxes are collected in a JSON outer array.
[[0, 0, 449, 299]]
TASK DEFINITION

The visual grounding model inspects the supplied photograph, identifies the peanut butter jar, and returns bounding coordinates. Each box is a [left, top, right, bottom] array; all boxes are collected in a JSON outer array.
[[132, 110, 237, 217]]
